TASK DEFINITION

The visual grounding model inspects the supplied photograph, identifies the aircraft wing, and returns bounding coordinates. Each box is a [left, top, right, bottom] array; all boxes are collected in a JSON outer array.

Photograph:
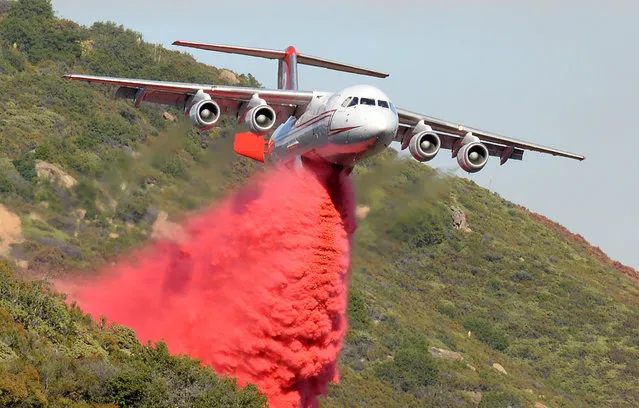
[[395, 107, 585, 164], [63, 74, 315, 123]]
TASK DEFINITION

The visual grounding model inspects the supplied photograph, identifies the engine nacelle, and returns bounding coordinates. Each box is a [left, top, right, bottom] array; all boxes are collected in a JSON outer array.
[[189, 99, 220, 130], [457, 141, 489, 173], [245, 105, 277, 135], [409, 131, 441, 162]]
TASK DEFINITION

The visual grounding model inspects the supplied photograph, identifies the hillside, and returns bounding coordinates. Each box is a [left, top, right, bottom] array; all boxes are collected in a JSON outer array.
[[1, 1, 639, 407]]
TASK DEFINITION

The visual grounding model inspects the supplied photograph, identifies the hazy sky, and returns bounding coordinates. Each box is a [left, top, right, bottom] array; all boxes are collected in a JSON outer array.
[[51, 0, 638, 268]]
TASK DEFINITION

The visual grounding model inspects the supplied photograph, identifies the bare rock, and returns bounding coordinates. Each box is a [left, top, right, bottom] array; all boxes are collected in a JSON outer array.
[[451, 206, 472, 232], [162, 112, 176, 122], [220, 69, 240, 85], [0, 205, 23, 257], [28, 213, 43, 222], [535, 403, 549, 408], [492, 362, 508, 375], [467, 364, 477, 372], [430, 347, 463, 361], [151, 211, 187, 243], [35, 161, 77, 188], [355, 205, 371, 220], [109, 233, 119, 239]]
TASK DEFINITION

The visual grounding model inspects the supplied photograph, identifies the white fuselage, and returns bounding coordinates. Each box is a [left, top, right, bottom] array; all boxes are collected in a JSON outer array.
[[268, 85, 399, 167]]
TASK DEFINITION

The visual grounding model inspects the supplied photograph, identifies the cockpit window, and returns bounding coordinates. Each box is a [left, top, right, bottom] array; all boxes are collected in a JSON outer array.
[[378, 100, 389, 108], [389, 102, 397, 114], [360, 98, 376, 106], [342, 96, 359, 108]]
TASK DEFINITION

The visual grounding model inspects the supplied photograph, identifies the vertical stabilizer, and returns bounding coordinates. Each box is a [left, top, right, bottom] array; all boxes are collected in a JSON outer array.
[[277, 46, 299, 90]]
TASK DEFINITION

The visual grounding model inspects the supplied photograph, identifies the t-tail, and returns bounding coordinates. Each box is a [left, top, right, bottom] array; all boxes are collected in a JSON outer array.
[[172, 41, 389, 91], [171, 41, 388, 164]]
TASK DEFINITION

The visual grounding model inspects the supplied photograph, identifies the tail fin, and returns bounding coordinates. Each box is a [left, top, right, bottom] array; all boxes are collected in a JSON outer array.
[[172, 41, 389, 91]]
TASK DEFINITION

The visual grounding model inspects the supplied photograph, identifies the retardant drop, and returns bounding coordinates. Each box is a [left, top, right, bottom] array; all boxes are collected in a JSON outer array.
[[61, 163, 356, 408]]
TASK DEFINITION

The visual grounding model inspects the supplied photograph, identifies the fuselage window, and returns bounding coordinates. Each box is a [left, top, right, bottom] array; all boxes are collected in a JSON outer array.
[[378, 100, 390, 108], [342, 96, 359, 108], [360, 98, 376, 106]]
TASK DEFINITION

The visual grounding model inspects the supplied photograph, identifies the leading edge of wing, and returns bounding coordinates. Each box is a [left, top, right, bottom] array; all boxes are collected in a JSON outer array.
[[398, 108, 585, 161], [63, 74, 315, 105]]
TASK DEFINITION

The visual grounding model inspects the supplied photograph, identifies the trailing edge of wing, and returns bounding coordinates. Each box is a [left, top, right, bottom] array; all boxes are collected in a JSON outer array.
[[398, 108, 585, 161], [172, 41, 389, 79], [63, 74, 314, 106]]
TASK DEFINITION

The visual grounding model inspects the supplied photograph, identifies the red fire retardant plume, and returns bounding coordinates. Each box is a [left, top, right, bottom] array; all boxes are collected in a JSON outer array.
[[61, 163, 356, 408]]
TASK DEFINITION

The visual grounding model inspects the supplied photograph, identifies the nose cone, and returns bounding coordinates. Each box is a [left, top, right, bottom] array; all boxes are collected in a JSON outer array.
[[349, 111, 397, 145], [366, 114, 389, 134]]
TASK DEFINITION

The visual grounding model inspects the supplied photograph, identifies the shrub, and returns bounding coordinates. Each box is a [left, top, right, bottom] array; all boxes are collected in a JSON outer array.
[[478, 390, 523, 408], [376, 335, 439, 393], [462, 316, 509, 351], [347, 289, 370, 332]]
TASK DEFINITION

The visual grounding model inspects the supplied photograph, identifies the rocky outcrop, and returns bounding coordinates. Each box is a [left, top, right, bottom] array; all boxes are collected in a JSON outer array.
[[451, 206, 472, 233], [35, 161, 77, 188], [220, 69, 240, 85], [355, 205, 371, 220], [151, 210, 186, 243], [430, 347, 463, 361], [492, 362, 508, 375]]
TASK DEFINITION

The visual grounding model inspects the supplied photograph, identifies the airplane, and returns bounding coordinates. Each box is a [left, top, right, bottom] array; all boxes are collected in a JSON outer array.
[[64, 41, 585, 175]]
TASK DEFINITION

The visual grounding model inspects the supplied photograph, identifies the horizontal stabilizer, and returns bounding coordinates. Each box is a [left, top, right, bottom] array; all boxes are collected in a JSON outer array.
[[173, 41, 389, 79]]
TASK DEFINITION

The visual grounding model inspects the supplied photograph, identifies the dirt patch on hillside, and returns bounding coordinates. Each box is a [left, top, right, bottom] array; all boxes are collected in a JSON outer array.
[[0, 205, 23, 256]]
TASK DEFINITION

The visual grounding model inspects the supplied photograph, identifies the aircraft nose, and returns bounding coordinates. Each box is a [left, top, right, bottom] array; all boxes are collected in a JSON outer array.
[[352, 112, 396, 144], [365, 113, 389, 134]]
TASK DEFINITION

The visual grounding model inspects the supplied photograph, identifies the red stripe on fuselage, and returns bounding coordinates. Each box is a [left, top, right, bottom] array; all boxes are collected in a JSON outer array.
[[328, 126, 360, 136], [291, 110, 336, 131]]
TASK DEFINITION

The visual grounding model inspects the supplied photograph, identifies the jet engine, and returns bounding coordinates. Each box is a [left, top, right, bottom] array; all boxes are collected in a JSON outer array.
[[245, 105, 277, 135], [457, 141, 489, 173], [189, 99, 221, 130], [409, 131, 441, 162]]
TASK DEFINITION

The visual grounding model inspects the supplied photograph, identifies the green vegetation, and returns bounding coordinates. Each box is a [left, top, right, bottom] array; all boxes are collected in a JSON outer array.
[[0, 260, 266, 407], [319, 155, 639, 407], [1, 1, 639, 407]]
